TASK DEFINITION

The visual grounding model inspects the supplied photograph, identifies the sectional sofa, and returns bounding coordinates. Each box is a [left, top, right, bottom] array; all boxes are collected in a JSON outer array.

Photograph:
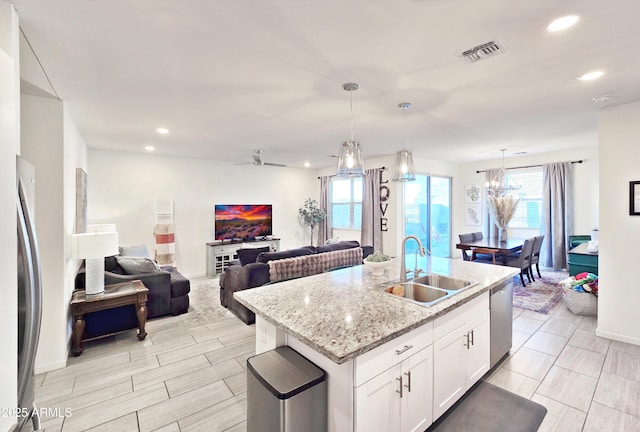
[[220, 240, 373, 324]]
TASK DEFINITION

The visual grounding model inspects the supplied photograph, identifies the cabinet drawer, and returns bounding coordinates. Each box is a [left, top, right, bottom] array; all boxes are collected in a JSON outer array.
[[433, 292, 488, 340], [355, 322, 433, 387], [216, 245, 239, 256]]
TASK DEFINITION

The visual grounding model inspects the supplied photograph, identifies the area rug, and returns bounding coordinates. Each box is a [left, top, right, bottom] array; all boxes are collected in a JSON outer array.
[[427, 380, 547, 432], [512, 268, 568, 314]]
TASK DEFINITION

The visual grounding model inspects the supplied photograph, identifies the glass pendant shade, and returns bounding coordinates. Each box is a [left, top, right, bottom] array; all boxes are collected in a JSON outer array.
[[392, 102, 416, 182], [336, 82, 364, 176], [336, 140, 364, 176], [392, 149, 416, 181]]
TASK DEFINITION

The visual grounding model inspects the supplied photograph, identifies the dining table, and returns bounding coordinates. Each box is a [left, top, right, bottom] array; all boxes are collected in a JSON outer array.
[[456, 237, 524, 265]]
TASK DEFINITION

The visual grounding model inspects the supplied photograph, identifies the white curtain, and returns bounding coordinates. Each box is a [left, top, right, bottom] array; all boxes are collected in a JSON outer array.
[[541, 162, 574, 269], [361, 168, 382, 250], [318, 176, 332, 245]]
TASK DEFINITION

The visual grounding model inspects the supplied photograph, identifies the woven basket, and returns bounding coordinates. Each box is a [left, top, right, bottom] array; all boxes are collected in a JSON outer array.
[[562, 285, 598, 316]]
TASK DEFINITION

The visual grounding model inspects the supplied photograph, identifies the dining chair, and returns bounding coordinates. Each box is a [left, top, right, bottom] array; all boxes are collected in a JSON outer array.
[[528, 235, 544, 281], [472, 232, 484, 241], [505, 237, 535, 286], [458, 233, 475, 260]]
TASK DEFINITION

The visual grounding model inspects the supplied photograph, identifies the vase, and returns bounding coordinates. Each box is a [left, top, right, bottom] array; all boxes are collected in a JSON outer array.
[[498, 227, 507, 242], [590, 230, 599, 244]]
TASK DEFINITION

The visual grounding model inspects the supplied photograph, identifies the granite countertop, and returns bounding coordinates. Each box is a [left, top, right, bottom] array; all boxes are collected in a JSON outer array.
[[234, 256, 518, 364]]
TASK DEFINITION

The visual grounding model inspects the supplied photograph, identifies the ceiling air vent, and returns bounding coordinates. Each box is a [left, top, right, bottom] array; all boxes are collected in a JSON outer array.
[[459, 40, 506, 63]]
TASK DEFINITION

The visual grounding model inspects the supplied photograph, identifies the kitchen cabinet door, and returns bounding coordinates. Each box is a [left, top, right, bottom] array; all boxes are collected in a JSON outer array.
[[465, 309, 490, 386], [401, 345, 433, 432], [432, 325, 466, 419], [355, 364, 401, 432]]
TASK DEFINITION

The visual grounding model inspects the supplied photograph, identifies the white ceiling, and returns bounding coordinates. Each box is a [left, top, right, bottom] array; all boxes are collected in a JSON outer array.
[[11, 0, 640, 169]]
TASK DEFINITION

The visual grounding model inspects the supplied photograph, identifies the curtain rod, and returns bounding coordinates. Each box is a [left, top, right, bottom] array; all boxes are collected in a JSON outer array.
[[318, 166, 385, 179], [475, 160, 583, 174]]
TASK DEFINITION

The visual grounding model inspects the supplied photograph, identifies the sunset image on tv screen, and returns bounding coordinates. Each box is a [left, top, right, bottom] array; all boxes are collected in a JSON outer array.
[[214, 204, 272, 240]]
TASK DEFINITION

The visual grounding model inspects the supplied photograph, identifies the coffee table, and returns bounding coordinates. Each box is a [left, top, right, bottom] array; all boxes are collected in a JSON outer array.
[[70, 280, 149, 356]]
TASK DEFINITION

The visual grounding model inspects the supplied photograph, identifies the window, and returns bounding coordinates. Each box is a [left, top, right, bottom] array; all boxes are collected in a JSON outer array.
[[330, 177, 362, 229], [507, 168, 543, 229]]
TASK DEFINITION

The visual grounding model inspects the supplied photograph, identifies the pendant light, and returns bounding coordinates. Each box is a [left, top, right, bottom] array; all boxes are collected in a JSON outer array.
[[392, 102, 416, 182], [336, 82, 365, 176], [486, 149, 521, 196]]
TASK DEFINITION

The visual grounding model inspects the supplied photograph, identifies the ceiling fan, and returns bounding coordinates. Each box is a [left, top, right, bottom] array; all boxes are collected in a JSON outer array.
[[235, 149, 287, 167]]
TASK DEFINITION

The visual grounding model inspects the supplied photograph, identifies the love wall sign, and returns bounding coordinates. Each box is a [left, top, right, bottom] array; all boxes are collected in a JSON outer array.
[[380, 170, 390, 231]]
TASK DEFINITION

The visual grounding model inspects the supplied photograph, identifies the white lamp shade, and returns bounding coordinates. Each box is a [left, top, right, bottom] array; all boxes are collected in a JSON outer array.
[[86, 224, 117, 233], [73, 232, 119, 259], [336, 140, 365, 176]]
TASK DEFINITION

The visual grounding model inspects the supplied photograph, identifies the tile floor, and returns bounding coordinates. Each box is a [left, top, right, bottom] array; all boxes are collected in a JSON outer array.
[[28, 277, 640, 431]]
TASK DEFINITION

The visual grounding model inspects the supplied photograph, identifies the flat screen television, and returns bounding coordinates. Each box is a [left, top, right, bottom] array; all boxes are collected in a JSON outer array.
[[214, 204, 273, 240]]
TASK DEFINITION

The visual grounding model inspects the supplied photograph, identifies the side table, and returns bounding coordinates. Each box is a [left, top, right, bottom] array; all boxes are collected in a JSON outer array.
[[70, 280, 149, 356]]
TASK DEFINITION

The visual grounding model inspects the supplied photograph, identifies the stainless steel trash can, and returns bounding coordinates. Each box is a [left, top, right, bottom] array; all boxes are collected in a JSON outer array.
[[247, 346, 327, 432]]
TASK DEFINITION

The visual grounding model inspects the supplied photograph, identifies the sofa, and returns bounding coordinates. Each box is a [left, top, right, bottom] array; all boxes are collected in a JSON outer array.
[[74, 246, 190, 339], [220, 240, 373, 324]]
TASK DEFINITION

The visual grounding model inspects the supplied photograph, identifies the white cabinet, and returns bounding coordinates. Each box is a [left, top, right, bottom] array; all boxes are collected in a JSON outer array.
[[433, 292, 490, 420], [205, 238, 280, 277], [355, 325, 434, 432]]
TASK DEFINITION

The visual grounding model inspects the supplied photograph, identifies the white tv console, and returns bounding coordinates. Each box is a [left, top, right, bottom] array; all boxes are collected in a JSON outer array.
[[206, 238, 281, 278]]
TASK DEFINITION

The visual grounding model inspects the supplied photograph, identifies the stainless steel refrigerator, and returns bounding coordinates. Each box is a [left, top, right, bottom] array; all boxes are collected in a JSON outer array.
[[16, 156, 43, 431]]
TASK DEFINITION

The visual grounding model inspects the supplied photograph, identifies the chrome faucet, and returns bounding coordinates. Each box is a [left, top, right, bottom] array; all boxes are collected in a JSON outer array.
[[400, 236, 429, 281]]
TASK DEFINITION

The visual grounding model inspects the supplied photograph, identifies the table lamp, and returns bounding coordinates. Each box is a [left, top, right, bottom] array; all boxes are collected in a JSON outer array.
[[73, 229, 118, 295]]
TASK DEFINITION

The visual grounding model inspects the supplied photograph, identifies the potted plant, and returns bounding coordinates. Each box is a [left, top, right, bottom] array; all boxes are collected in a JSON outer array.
[[298, 198, 327, 246]]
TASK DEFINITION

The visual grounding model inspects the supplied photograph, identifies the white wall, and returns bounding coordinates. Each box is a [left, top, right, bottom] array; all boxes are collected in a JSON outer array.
[[455, 146, 599, 252], [87, 150, 318, 277], [0, 2, 19, 429], [597, 101, 640, 345], [21, 95, 88, 373]]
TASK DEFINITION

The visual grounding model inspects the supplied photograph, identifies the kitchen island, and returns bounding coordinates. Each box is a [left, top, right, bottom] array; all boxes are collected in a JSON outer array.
[[235, 256, 517, 432]]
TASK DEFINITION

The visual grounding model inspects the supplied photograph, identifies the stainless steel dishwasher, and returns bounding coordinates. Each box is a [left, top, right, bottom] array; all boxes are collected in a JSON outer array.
[[490, 281, 513, 368]]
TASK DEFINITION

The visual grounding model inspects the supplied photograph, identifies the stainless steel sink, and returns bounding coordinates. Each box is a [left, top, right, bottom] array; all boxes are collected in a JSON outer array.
[[383, 282, 450, 304], [412, 274, 477, 291], [376, 273, 477, 307]]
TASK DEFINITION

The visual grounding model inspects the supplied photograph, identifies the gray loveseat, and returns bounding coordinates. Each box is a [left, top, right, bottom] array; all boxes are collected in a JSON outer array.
[[220, 240, 373, 324]]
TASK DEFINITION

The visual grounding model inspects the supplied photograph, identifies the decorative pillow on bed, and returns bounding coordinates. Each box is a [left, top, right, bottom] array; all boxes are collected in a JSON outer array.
[[118, 244, 151, 258], [237, 246, 271, 266], [115, 256, 160, 274]]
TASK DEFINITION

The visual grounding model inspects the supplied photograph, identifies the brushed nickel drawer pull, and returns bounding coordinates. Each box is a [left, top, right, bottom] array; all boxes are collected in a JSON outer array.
[[395, 344, 413, 355], [470, 329, 475, 346], [396, 376, 403, 398]]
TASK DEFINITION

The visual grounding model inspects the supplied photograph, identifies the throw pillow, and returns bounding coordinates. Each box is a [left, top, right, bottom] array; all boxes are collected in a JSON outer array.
[[317, 240, 360, 253], [118, 244, 151, 258], [256, 247, 317, 264], [325, 237, 340, 244], [237, 246, 270, 266], [115, 256, 160, 274]]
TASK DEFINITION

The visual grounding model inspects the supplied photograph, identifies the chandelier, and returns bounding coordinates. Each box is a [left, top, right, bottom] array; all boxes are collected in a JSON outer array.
[[486, 149, 521, 196], [392, 102, 416, 182], [336, 83, 365, 176]]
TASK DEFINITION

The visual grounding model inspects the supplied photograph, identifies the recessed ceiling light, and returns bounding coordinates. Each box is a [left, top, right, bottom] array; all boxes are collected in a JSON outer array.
[[304, 162, 310, 168], [577, 71, 604, 81], [156, 127, 169, 134], [145, 146, 155, 151], [546, 15, 580, 32]]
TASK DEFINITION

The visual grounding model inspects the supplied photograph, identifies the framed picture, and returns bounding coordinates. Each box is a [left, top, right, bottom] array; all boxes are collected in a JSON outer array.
[[630, 181, 640, 215], [465, 203, 482, 226], [465, 183, 481, 203]]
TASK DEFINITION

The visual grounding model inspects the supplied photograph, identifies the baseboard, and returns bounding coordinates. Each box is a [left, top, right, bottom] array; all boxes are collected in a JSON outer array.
[[34, 358, 67, 374], [595, 328, 640, 346]]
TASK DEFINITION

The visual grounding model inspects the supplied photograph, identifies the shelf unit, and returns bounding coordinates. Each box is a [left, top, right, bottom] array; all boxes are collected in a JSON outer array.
[[206, 238, 280, 278]]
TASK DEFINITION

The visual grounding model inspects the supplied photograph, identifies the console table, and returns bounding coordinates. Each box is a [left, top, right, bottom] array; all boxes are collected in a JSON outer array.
[[70, 280, 148, 356], [568, 243, 599, 276], [206, 238, 280, 277]]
